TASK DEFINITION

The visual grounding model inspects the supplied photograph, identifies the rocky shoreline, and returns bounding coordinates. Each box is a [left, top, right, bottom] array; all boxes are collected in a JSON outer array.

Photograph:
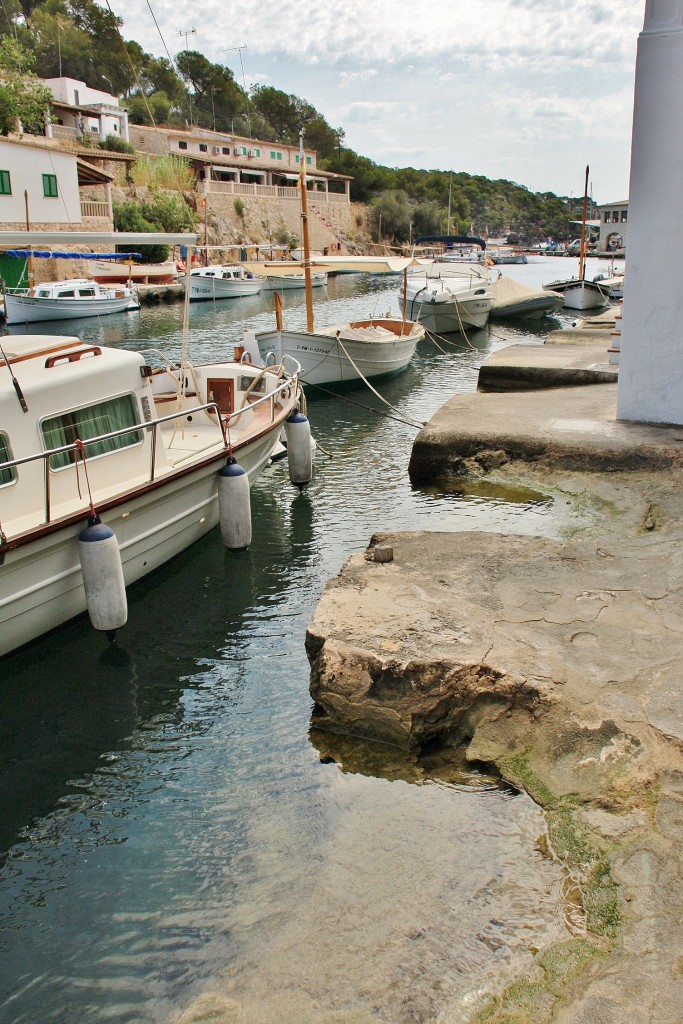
[[306, 384, 683, 1023]]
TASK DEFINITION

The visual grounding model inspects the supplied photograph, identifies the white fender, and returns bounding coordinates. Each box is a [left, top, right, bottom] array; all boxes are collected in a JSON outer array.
[[285, 411, 312, 489], [218, 459, 252, 550], [78, 517, 127, 638]]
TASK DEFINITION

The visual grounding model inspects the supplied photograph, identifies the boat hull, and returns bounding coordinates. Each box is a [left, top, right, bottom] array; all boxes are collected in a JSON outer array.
[[259, 274, 327, 291], [256, 324, 420, 385], [543, 278, 610, 311], [4, 293, 137, 324], [187, 278, 263, 301], [402, 292, 493, 333], [0, 430, 280, 658]]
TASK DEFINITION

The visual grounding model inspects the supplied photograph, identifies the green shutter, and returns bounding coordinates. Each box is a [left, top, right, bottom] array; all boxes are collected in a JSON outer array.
[[42, 174, 58, 198], [0, 170, 11, 195]]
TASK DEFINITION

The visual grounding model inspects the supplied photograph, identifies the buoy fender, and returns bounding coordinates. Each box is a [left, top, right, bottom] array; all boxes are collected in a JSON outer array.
[[285, 411, 312, 488], [78, 518, 127, 635], [218, 459, 252, 550]]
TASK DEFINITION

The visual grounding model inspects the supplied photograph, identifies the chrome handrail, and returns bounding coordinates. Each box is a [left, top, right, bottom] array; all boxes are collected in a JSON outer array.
[[0, 368, 301, 531]]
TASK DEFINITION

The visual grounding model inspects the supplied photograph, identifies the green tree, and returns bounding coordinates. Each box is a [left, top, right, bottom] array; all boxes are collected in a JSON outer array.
[[0, 37, 51, 135]]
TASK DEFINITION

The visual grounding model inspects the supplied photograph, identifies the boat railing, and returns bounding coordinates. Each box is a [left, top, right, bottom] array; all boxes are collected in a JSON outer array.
[[1, 372, 300, 533]]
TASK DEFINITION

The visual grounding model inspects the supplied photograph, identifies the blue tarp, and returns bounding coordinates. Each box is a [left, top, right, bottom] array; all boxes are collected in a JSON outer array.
[[3, 251, 143, 260]]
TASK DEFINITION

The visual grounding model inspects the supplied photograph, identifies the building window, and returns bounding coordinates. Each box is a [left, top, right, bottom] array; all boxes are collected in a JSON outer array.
[[0, 432, 16, 487], [222, 147, 230, 155], [42, 395, 142, 470], [306, 156, 312, 165], [113, 124, 118, 132], [199, 143, 208, 152], [603, 212, 611, 223], [621, 211, 628, 222], [240, 146, 247, 155], [90, 125, 99, 133], [42, 174, 58, 198], [0, 170, 11, 195], [178, 141, 188, 150], [253, 148, 260, 157], [74, 89, 80, 105]]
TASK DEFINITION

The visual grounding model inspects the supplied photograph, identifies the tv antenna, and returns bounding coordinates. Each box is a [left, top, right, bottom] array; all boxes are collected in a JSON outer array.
[[178, 27, 197, 50], [223, 45, 251, 136]]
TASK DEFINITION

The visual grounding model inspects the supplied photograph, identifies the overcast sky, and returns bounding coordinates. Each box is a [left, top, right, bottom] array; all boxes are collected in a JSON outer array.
[[104, 0, 646, 202]]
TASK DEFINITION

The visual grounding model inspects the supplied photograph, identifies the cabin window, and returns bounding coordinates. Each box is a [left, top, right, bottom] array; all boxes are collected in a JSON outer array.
[[57, 289, 76, 297], [78, 288, 96, 297], [178, 141, 188, 150], [0, 170, 11, 195], [42, 174, 58, 198], [41, 395, 142, 470], [0, 433, 16, 487]]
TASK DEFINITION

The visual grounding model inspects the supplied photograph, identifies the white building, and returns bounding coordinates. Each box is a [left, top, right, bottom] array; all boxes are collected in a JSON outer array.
[[44, 77, 129, 145], [597, 200, 628, 253], [0, 137, 114, 229]]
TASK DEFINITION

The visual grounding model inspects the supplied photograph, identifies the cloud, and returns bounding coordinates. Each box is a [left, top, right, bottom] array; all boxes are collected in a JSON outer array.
[[339, 69, 379, 86]]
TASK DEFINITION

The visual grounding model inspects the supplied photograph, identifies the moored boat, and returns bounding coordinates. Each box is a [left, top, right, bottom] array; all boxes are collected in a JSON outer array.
[[0, 332, 304, 657], [186, 264, 263, 301], [489, 276, 564, 320], [259, 271, 327, 291], [401, 236, 494, 333], [4, 278, 139, 324], [256, 316, 425, 386], [90, 259, 179, 284]]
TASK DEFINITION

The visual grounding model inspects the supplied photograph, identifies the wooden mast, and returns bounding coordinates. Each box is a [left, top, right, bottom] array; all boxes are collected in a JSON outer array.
[[578, 164, 589, 282], [299, 131, 314, 332]]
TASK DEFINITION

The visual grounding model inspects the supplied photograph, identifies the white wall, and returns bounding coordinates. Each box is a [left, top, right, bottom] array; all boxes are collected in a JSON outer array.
[[617, 1, 683, 424], [0, 141, 81, 225]]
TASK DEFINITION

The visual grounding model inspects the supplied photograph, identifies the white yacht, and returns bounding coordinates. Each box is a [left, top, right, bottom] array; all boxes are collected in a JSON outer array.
[[4, 278, 139, 325], [0, 332, 303, 657]]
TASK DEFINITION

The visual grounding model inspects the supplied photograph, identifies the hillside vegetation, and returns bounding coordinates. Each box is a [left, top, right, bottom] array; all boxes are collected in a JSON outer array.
[[1, 0, 584, 243]]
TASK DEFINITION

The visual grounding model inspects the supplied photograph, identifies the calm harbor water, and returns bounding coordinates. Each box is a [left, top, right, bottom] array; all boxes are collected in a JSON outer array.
[[0, 257, 613, 1024]]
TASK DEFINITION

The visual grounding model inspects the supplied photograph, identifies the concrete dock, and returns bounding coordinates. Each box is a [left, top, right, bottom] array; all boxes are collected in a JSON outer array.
[[307, 377, 683, 1023]]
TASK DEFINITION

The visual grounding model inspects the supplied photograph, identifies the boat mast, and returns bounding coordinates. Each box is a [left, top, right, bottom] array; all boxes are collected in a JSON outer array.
[[578, 164, 589, 281], [299, 131, 314, 332]]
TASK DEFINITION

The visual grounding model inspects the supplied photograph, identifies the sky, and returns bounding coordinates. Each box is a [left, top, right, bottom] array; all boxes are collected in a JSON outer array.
[[101, 0, 646, 203]]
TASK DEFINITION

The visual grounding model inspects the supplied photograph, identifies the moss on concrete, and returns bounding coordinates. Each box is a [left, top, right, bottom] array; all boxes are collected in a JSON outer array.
[[470, 940, 607, 1024]]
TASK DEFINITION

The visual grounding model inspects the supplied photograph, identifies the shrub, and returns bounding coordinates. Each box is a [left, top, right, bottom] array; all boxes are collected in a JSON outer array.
[[233, 198, 245, 218]]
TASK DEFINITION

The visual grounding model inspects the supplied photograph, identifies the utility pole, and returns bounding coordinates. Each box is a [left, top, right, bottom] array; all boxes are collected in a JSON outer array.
[[178, 28, 197, 126], [222, 45, 251, 137]]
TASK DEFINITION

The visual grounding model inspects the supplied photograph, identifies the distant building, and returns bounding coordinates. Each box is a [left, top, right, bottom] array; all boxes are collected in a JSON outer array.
[[598, 200, 628, 252], [132, 124, 351, 203], [44, 77, 129, 145]]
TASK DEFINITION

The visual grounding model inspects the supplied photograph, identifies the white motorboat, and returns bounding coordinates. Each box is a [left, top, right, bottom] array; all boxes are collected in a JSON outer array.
[[256, 316, 425, 386], [3, 278, 139, 325], [489, 276, 564, 320], [488, 247, 528, 265], [0, 331, 304, 657], [400, 235, 495, 333], [259, 271, 327, 292], [542, 166, 611, 312], [187, 264, 263, 301]]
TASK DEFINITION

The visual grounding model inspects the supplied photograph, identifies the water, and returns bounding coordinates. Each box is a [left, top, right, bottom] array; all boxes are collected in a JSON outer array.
[[0, 258, 606, 1024]]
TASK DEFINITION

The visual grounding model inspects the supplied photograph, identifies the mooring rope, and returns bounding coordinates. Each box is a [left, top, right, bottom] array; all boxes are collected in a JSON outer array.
[[336, 337, 425, 429]]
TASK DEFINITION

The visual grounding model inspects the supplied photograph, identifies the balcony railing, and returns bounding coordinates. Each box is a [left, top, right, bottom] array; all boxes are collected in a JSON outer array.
[[204, 180, 348, 202], [80, 201, 111, 218]]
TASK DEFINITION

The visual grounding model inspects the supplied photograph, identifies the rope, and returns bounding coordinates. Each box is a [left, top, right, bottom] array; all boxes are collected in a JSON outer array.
[[74, 440, 97, 519], [336, 337, 425, 429], [304, 380, 425, 430]]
